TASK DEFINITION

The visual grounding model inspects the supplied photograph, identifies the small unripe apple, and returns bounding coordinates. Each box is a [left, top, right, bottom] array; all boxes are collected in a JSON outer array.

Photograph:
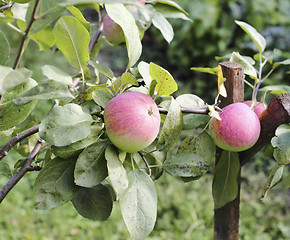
[[244, 100, 265, 116], [209, 102, 261, 152], [102, 14, 125, 45], [104, 92, 161, 153]]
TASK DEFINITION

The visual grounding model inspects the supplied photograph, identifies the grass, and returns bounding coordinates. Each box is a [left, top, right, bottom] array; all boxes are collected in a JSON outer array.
[[0, 155, 289, 240]]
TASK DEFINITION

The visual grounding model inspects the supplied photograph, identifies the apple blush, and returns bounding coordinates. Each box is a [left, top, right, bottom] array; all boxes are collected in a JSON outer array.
[[209, 102, 261, 152], [104, 92, 161, 153]]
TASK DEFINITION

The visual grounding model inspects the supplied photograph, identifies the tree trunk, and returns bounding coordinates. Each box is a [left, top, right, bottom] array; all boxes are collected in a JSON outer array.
[[214, 61, 244, 240]]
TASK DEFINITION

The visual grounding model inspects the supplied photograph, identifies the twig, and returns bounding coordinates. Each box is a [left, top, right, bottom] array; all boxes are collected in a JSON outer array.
[[13, 0, 41, 69], [138, 151, 151, 176], [0, 4, 12, 11], [159, 107, 210, 115], [0, 124, 40, 161], [0, 139, 45, 203]]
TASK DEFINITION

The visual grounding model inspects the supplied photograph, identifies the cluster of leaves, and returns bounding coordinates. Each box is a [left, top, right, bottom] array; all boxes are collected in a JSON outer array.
[[0, 1, 289, 239]]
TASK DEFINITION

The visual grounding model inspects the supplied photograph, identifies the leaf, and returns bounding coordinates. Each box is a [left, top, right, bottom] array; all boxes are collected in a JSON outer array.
[[182, 114, 211, 130], [0, 66, 32, 94], [190, 66, 218, 75], [41, 65, 73, 86], [230, 52, 257, 79], [13, 80, 75, 105], [176, 94, 206, 109], [148, 79, 157, 97], [150, 0, 188, 15], [92, 89, 113, 108], [105, 3, 142, 69], [30, 25, 55, 51], [260, 85, 290, 95], [0, 79, 38, 131], [39, 103, 93, 146], [152, 1, 190, 21], [138, 61, 152, 87], [105, 144, 129, 199], [212, 151, 240, 209], [66, 6, 90, 32], [120, 170, 157, 240], [261, 164, 284, 198], [235, 20, 266, 53], [34, 157, 78, 210], [152, 10, 173, 43], [53, 16, 90, 69], [271, 124, 290, 165], [74, 141, 108, 188], [178, 131, 215, 164], [164, 153, 209, 177], [149, 62, 178, 97], [52, 124, 104, 158], [120, 72, 138, 86], [217, 65, 227, 99], [72, 183, 113, 221], [207, 104, 221, 121], [88, 60, 114, 80], [157, 98, 182, 151], [0, 30, 10, 65]]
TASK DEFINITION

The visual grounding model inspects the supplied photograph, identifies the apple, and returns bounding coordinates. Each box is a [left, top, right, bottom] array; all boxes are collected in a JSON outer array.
[[103, 92, 161, 153], [244, 100, 265, 116], [209, 102, 261, 152], [102, 14, 126, 45]]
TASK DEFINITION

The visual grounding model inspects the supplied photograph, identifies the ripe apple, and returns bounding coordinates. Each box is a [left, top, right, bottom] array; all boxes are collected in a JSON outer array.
[[102, 14, 126, 45], [103, 92, 161, 153], [209, 102, 261, 152], [244, 100, 265, 116]]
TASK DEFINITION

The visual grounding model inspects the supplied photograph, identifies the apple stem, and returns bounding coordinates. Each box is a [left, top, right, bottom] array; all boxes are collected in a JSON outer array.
[[138, 151, 151, 176]]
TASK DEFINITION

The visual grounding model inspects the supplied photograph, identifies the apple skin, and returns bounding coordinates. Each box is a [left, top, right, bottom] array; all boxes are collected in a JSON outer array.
[[102, 14, 126, 45], [209, 102, 261, 152], [104, 92, 161, 153], [244, 100, 266, 116]]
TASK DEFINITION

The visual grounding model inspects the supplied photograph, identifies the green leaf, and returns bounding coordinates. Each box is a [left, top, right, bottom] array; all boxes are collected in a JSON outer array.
[[157, 98, 182, 151], [149, 62, 178, 97], [52, 124, 104, 158], [34, 157, 78, 210], [150, 0, 188, 15], [271, 124, 290, 165], [120, 72, 138, 86], [152, 10, 173, 43], [138, 61, 151, 87], [0, 66, 32, 94], [212, 151, 240, 209], [66, 6, 90, 32], [261, 164, 284, 198], [92, 89, 113, 108], [39, 103, 93, 146], [30, 25, 55, 51], [182, 114, 211, 130], [88, 60, 114, 80], [178, 131, 215, 164], [53, 16, 90, 69], [120, 170, 157, 240], [57, 0, 138, 7], [176, 94, 206, 109], [235, 20, 266, 53], [0, 79, 38, 131], [260, 85, 290, 95], [148, 79, 157, 97], [105, 145, 129, 199], [0, 30, 10, 66], [41, 65, 73, 86], [152, 1, 190, 21], [13, 80, 75, 105], [190, 66, 218, 75], [72, 183, 113, 221], [164, 153, 209, 177], [230, 52, 257, 79], [74, 141, 108, 188], [105, 3, 142, 69]]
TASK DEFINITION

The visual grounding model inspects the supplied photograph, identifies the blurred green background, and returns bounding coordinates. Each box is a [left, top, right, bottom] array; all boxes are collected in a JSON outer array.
[[1, 0, 290, 239]]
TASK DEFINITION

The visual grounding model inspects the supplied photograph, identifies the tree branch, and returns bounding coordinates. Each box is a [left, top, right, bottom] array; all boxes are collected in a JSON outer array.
[[0, 4, 12, 11], [159, 107, 210, 115], [0, 124, 40, 161], [13, 0, 41, 69], [0, 139, 45, 204]]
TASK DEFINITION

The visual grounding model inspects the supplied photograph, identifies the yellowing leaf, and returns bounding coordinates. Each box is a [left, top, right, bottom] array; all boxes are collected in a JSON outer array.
[[207, 104, 221, 121]]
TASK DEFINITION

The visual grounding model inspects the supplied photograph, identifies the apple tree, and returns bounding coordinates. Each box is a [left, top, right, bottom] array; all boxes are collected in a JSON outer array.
[[0, 1, 289, 239]]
